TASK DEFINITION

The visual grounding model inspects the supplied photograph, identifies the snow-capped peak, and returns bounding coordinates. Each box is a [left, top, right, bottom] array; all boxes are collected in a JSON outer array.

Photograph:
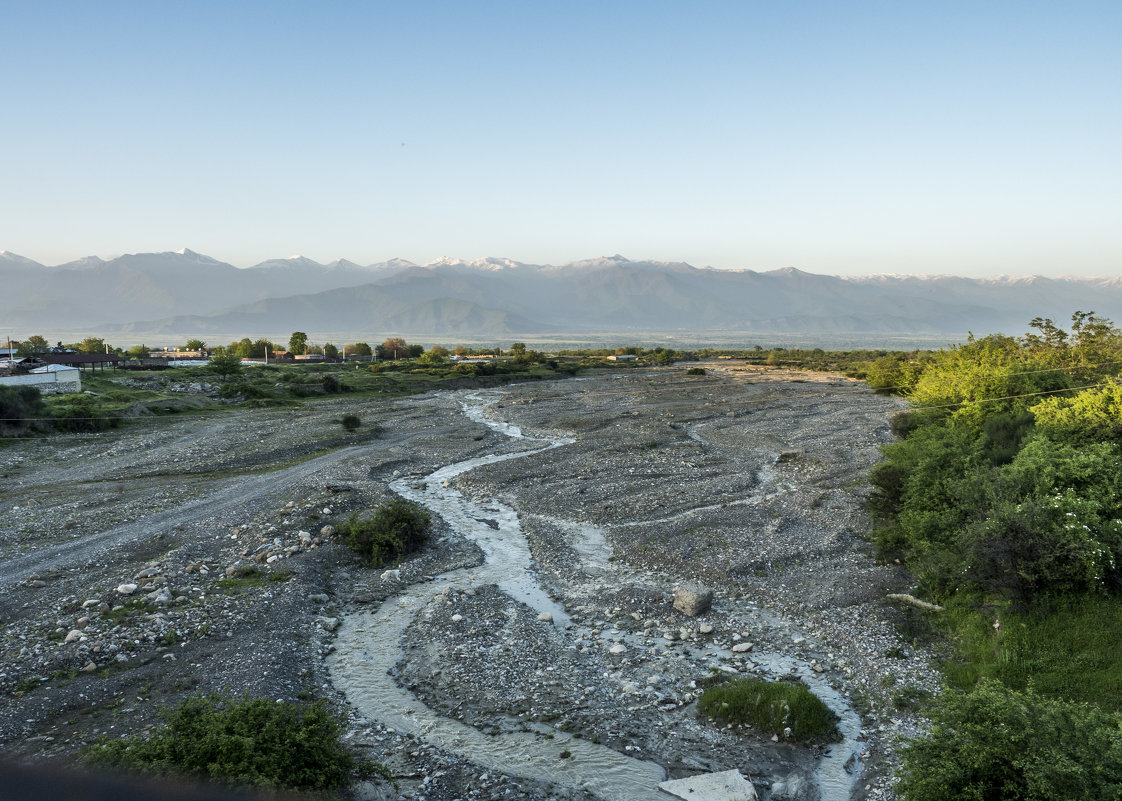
[[0, 251, 45, 268]]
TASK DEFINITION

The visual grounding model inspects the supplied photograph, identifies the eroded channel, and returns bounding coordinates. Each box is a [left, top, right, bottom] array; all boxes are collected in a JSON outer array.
[[329, 389, 863, 800]]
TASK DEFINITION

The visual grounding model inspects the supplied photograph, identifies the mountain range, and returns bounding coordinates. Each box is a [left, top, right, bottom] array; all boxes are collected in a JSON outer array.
[[3, 249, 1121, 346]]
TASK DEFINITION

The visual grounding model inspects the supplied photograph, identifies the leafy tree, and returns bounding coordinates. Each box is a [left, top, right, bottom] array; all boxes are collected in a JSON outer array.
[[78, 336, 107, 354], [1021, 316, 1070, 362], [208, 352, 243, 379], [16, 335, 49, 356], [1070, 310, 1121, 372], [507, 342, 544, 364], [378, 337, 408, 360], [909, 334, 1072, 424], [254, 339, 275, 359], [897, 681, 1122, 801], [346, 342, 372, 357], [184, 338, 206, 351], [869, 314, 1122, 605], [418, 349, 446, 365], [865, 354, 925, 394], [234, 338, 254, 358], [323, 343, 339, 360], [453, 345, 469, 357], [125, 344, 150, 360], [288, 331, 308, 356]]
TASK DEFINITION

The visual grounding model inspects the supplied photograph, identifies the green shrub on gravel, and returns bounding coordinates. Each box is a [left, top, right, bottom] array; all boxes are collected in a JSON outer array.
[[698, 677, 839, 744], [342, 499, 431, 567], [84, 695, 358, 792], [897, 680, 1122, 801]]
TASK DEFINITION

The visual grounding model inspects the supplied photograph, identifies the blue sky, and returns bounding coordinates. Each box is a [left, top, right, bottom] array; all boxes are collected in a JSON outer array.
[[2, 1, 1120, 276]]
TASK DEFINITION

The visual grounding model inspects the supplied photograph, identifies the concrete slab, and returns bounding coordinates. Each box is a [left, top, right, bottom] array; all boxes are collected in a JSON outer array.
[[658, 769, 758, 801]]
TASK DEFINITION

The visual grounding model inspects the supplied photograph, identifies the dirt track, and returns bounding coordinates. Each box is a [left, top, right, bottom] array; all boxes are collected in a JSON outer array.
[[0, 365, 936, 800]]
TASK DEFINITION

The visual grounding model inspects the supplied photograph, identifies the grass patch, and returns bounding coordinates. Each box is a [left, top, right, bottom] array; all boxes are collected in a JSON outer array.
[[341, 500, 431, 567], [698, 677, 840, 744], [13, 676, 42, 695], [103, 598, 158, 625], [84, 695, 359, 792], [892, 685, 933, 713], [940, 595, 1122, 711], [217, 568, 292, 593]]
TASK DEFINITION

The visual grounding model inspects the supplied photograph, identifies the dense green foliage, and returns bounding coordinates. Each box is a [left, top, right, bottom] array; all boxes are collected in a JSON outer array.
[[206, 352, 243, 379], [85, 696, 358, 792], [941, 596, 1122, 705], [698, 678, 839, 743], [289, 331, 309, 355], [49, 393, 121, 432], [870, 314, 1122, 798], [342, 499, 432, 567], [0, 385, 48, 436], [897, 681, 1122, 801], [870, 313, 1122, 607]]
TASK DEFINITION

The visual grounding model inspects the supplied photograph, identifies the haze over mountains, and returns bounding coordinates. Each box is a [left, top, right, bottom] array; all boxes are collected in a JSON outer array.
[[4, 249, 1121, 346]]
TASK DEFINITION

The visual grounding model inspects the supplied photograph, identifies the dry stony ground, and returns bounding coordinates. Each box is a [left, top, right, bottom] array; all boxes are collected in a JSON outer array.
[[0, 365, 940, 801]]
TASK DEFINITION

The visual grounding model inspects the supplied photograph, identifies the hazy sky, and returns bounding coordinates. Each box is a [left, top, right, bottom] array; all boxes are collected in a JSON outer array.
[[3, 1, 1120, 276]]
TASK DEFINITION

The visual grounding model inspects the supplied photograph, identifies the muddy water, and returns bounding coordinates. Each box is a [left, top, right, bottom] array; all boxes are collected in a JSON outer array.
[[330, 392, 667, 800], [329, 389, 863, 800]]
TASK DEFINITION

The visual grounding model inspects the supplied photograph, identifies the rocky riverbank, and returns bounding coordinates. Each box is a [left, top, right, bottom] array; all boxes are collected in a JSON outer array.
[[0, 365, 939, 800]]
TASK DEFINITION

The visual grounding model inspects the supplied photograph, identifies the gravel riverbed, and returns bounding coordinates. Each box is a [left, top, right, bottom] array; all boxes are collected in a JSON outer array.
[[0, 365, 940, 800]]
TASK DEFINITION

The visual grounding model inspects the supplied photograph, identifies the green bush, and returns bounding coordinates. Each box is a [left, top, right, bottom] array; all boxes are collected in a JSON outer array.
[[50, 394, 121, 432], [321, 373, 341, 393], [342, 499, 431, 567], [341, 413, 361, 431], [897, 681, 1122, 801], [84, 696, 357, 792], [218, 380, 271, 400], [909, 333, 1073, 425], [698, 677, 839, 743], [206, 352, 243, 379], [0, 385, 47, 435], [1031, 384, 1122, 445], [686, 367, 706, 375]]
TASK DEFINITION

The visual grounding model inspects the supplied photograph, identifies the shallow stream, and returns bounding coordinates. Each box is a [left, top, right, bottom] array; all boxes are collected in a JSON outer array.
[[328, 389, 863, 800]]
